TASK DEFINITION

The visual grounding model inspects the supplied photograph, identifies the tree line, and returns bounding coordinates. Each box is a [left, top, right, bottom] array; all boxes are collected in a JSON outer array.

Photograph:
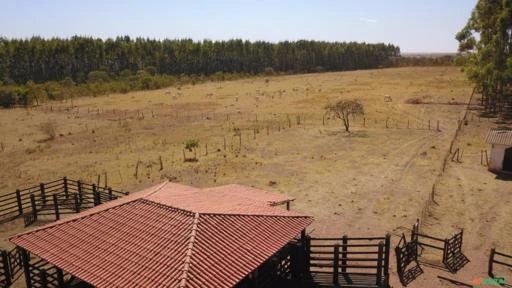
[[0, 37, 400, 85], [456, 0, 512, 115]]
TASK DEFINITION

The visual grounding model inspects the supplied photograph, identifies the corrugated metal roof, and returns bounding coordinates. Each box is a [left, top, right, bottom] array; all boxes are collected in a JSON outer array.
[[10, 181, 312, 288], [486, 128, 512, 145]]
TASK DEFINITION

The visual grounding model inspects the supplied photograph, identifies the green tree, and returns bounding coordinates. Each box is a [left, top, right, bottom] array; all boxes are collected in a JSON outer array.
[[456, 0, 512, 114]]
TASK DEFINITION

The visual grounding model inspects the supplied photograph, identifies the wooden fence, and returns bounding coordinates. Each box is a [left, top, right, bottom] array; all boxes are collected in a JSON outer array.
[[488, 248, 512, 279], [396, 221, 469, 286], [306, 234, 390, 288], [0, 247, 23, 288], [0, 177, 128, 227], [20, 248, 70, 288]]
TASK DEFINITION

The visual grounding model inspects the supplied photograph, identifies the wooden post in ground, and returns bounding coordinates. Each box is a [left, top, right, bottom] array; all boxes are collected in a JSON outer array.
[[437, 120, 440, 131], [16, 189, 23, 215], [56, 268, 64, 287], [428, 120, 431, 130], [30, 194, 37, 221], [384, 234, 391, 278], [53, 194, 60, 221], [488, 248, 495, 277], [108, 187, 113, 200], [333, 244, 340, 284], [40, 269, 47, 288], [39, 183, 46, 206], [342, 236, 348, 273], [376, 242, 384, 286], [74, 194, 80, 213], [77, 180, 83, 203], [1, 250, 11, 286], [63, 177, 68, 199], [21, 248, 32, 288]]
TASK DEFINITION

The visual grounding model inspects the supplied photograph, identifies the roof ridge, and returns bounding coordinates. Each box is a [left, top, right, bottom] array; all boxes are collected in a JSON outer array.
[[9, 181, 170, 240], [179, 212, 200, 288], [199, 212, 312, 218]]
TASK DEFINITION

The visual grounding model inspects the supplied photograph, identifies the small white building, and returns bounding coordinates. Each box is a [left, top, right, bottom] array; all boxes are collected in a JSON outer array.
[[486, 128, 512, 173]]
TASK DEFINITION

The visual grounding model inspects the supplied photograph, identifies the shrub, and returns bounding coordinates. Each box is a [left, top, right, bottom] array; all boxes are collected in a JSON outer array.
[[145, 66, 157, 76], [0, 87, 16, 108], [263, 67, 275, 76], [119, 69, 132, 78], [87, 70, 110, 83]]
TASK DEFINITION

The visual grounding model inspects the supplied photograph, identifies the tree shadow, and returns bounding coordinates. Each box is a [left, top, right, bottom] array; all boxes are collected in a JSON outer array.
[[344, 130, 368, 138]]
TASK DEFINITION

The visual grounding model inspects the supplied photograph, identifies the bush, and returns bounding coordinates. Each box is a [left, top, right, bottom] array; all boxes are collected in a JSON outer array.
[[0, 87, 16, 108], [119, 69, 132, 78], [87, 70, 110, 83], [263, 67, 275, 76], [145, 66, 157, 76]]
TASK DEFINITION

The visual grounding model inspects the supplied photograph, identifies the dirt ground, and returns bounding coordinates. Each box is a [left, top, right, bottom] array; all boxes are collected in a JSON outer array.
[[0, 67, 509, 287]]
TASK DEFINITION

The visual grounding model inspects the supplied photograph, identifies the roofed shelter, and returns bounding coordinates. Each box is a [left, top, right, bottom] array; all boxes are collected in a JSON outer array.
[[486, 128, 512, 173], [9, 181, 312, 287]]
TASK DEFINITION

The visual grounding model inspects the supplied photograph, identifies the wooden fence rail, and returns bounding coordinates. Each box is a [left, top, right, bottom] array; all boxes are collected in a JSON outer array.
[[307, 234, 390, 288], [0, 177, 128, 227], [488, 248, 512, 278]]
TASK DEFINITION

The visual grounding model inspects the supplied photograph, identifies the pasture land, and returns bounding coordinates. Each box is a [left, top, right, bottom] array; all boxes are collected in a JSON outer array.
[[2, 67, 509, 287]]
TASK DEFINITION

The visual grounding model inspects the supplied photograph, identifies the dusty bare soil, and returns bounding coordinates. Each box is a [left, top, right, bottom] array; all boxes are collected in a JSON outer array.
[[2, 67, 509, 287]]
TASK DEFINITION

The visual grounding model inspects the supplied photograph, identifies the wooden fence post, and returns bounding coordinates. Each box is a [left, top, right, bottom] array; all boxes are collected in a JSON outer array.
[[333, 244, 339, 284], [16, 189, 23, 215], [56, 267, 64, 287], [74, 194, 80, 213], [305, 236, 311, 273], [488, 248, 495, 277], [63, 177, 68, 199], [428, 120, 431, 130], [1, 250, 12, 286], [92, 184, 97, 206], [442, 238, 449, 264], [21, 248, 32, 288], [108, 187, 113, 200], [39, 183, 46, 206], [377, 242, 384, 286], [341, 235, 348, 273], [77, 180, 83, 203], [384, 234, 391, 277], [40, 269, 47, 288], [52, 194, 60, 221], [30, 194, 37, 221]]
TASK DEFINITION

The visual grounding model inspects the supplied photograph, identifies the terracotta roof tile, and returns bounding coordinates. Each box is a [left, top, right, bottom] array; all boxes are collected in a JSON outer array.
[[10, 181, 312, 288]]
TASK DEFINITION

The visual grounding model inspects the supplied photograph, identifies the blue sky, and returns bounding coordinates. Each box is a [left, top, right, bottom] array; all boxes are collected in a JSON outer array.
[[0, 0, 476, 53]]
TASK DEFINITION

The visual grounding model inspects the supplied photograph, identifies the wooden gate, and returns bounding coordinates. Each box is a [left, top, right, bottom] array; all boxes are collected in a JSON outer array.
[[0, 247, 24, 288], [395, 234, 422, 286], [443, 230, 468, 272], [307, 235, 390, 288]]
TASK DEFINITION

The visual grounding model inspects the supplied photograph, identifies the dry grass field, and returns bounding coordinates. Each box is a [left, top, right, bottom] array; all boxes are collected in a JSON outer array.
[[0, 66, 510, 287]]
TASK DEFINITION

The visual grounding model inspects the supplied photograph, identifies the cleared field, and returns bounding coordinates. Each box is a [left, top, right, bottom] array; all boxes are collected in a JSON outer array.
[[4, 66, 505, 287]]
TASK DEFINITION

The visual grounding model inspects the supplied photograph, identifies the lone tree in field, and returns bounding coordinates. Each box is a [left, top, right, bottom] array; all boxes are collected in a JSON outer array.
[[324, 100, 364, 132], [183, 139, 199, 162]]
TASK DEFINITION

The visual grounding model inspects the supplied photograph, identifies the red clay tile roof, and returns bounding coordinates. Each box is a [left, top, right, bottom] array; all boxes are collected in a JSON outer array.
[[10, 181, 311, 288]]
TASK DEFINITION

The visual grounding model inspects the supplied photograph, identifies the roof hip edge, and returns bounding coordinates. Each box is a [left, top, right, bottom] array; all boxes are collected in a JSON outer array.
[[179, 212, 200, 288]]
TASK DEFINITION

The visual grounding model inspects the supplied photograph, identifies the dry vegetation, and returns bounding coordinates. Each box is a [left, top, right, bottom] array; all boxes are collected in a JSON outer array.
[[0, 67, 509, 287]]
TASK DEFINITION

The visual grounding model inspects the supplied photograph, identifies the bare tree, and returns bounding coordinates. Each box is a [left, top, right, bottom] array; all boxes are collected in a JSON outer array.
[[324, 100, 364, 132]]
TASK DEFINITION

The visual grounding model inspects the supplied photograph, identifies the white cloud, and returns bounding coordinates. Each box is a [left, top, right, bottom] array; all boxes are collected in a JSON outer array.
[[360, 17, 378, 23]]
